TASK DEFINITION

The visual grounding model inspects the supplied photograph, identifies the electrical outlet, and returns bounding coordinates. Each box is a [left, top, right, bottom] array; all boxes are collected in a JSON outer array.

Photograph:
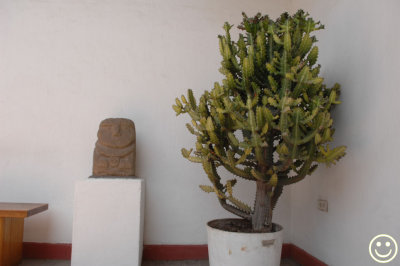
[[318, 199, 328, 212]]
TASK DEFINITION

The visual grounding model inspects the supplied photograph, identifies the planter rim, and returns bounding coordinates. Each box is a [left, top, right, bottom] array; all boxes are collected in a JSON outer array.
[[207, 218, 283, 235]]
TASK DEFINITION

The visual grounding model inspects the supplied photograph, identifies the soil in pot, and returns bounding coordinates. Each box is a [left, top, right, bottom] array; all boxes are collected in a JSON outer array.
[[208, 218, 282, 233]]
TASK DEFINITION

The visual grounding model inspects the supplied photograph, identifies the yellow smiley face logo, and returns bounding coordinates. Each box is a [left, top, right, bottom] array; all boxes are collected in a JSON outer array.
[[369, 234, 398, 263]]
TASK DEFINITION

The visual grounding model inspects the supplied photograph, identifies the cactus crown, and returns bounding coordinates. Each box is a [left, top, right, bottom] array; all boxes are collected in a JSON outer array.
[[173, 10, 346, 231]]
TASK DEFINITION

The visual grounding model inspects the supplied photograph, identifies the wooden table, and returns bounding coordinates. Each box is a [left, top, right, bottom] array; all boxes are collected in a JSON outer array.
[[0, 203, 48, 266]]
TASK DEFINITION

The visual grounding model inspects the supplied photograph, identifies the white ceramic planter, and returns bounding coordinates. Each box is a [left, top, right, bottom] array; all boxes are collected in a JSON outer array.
[[207, 219, 283, 266]]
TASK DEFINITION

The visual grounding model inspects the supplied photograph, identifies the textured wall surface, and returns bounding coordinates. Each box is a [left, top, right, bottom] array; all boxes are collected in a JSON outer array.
[[0, 0, 291, 244]]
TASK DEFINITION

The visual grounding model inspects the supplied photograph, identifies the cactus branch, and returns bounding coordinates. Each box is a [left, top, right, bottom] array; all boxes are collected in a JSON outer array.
[[271, 185, 283, 210], [218, 198, 252, 220]]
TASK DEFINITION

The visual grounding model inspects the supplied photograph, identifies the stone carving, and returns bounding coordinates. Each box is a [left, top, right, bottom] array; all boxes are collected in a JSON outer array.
[[93, 118, 136, 177]]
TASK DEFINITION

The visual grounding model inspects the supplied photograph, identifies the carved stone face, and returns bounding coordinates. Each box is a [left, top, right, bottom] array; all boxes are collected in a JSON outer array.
[[97, 118, 135, 148], [93, 118, 136, 177]]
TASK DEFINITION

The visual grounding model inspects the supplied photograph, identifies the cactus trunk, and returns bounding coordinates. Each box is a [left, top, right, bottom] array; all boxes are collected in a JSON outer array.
[[252, 180, 273, 231]]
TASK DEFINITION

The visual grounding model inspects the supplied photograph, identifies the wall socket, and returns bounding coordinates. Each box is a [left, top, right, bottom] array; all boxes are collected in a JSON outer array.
[[318, 199, 328, 212]]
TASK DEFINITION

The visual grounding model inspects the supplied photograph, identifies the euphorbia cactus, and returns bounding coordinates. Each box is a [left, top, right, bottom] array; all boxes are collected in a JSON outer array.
[[173, 10, 346, 232]]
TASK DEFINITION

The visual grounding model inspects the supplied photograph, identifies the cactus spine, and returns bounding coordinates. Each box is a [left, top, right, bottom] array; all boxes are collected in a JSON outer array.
[[173, 10, 346, 232]]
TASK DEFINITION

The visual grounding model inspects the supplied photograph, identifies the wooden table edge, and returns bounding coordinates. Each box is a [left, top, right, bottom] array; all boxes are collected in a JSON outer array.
[[0, 203, 49, 218]]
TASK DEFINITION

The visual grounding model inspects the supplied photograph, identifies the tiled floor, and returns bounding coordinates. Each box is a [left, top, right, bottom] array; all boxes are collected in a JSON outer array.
[[142, 259, 299, 266], [19, 261, 69, 266], [20, 259, 299, 266]]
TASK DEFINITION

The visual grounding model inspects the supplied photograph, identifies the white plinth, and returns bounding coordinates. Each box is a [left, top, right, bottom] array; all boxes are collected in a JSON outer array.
[[71, 178, 144, 266]]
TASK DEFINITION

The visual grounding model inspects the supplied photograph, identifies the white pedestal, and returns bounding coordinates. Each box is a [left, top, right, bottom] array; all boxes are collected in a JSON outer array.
[[71, 178, 144, 266]]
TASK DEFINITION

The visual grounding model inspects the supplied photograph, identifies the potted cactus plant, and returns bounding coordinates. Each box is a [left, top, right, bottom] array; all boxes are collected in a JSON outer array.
[[172, 10, 346, 266]]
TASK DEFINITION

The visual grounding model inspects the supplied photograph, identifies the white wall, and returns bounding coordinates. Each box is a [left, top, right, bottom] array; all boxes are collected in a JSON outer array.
[[6, 1, 394, 260], [287, 0, 400, 265], [0, 0, 292, 244]]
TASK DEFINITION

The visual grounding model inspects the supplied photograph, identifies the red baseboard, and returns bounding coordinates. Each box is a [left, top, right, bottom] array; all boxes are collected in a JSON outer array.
[[143, 245, 208, 260], [23, 242, 326, 265], [281, 243, 291, 259], [23, 242, 72, 260], [287, 244, 327, 266]]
